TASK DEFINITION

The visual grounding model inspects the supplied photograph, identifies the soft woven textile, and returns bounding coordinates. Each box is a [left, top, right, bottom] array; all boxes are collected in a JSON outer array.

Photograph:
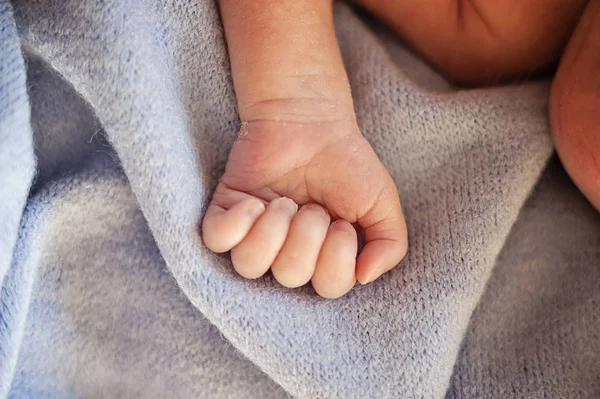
[[1, 1, 598, 398]]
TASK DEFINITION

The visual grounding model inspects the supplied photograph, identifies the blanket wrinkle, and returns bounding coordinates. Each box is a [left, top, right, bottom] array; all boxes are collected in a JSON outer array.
[[1, 1, 598, 398]]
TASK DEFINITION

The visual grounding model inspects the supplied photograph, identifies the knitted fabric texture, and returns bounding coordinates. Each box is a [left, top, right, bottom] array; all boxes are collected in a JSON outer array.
[[0, 1, 598, 398]]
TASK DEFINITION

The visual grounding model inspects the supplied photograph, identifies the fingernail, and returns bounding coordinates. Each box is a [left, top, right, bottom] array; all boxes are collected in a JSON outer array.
[[275, 197, 298, 215], [330, 219, 352, 233], [359, 270, 377, 285], [303, 203, 328, 217], [359, 262, 388, 285], [248, 201, 265, 219]]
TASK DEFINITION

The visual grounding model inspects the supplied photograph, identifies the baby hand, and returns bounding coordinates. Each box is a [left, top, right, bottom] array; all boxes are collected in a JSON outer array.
[[203, 106, 407, 298], [202, 0, 407, 298]]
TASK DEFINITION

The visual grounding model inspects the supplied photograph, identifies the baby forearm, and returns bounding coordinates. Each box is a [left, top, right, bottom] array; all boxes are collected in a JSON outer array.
[[207, 0, 408, 294], [218, 0, 354, 121]]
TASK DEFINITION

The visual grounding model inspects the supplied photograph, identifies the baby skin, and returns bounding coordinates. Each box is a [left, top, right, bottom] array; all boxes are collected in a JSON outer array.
[[203, 0, 600, 298]]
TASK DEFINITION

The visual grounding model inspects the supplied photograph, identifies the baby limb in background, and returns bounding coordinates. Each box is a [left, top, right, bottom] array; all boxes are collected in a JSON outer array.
[[203, 0, 599, 298]]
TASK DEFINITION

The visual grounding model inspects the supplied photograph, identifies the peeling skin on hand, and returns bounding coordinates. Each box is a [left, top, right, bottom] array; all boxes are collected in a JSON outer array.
[[238, 122, 249, 138]]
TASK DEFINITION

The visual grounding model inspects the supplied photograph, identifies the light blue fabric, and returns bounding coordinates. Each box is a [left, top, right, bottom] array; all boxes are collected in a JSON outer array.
[[0, 1, 598, 398], [0, 2, 36, 396]]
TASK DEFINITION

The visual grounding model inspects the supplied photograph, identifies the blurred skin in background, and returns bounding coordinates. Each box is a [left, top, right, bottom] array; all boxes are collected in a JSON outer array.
[[203, 0, 599, 298]]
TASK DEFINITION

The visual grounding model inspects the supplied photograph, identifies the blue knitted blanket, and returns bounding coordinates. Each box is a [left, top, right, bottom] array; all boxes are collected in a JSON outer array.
[[1, 1, 598, 397]]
